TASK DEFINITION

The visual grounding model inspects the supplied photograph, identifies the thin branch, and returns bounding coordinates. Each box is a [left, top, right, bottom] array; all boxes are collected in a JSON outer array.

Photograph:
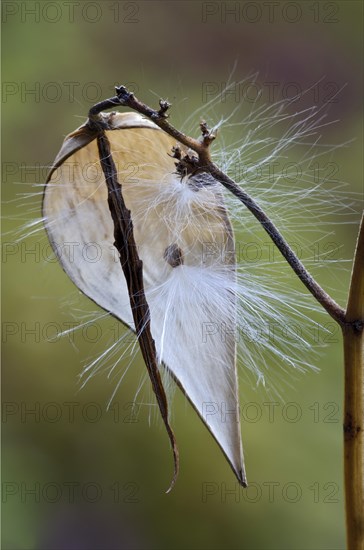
[[95, 128, 179, 493], [88, 86, 347, 326], [89, 88, 207, 158], [202, 163, 347, 324]]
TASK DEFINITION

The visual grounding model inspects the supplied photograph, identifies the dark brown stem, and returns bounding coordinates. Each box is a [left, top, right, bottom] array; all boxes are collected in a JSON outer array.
[[89, 87, 211, 161], [96, 129, 179, 493], [343, 213, 364, 549], [204, 163, 347, 325]]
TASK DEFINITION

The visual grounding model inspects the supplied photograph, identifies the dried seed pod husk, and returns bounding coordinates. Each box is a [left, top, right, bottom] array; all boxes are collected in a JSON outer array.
[[44, 111, 246, 486]]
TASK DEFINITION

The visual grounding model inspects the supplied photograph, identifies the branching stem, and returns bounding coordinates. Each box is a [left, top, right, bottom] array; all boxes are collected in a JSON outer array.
[[89, 88, 364, 541]]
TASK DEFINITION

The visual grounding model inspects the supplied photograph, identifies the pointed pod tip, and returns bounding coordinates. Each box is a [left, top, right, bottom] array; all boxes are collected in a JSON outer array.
[[237, 467, 248, 488]]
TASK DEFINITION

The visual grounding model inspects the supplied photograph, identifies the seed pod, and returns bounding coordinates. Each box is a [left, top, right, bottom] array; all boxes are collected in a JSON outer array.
[[44, 111, 246, 486]]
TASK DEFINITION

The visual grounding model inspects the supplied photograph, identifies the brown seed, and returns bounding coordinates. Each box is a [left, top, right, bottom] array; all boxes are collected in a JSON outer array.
[[164, 244, 184, 268], [187, 172, 217, 191]]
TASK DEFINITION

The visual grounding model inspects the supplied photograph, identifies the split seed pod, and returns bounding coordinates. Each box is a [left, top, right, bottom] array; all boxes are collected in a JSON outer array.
[[44, 111, 246, 488]]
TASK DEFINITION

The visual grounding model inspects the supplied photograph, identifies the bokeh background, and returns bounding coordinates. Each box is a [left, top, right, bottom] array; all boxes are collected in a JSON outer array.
[[2, 1, 363, 549]]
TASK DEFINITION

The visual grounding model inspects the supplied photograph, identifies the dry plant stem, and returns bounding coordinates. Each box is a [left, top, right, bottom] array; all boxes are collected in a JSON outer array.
[[89, 86, 346, 326], [95, 129, 179, 493], [89, 90, 363, 535], [343, 213, 364, 550], [204, 164, 347, 324]]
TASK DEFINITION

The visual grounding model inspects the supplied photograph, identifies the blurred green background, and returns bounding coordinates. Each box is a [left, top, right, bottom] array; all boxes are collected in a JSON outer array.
[[2, 1, 363, 549]]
